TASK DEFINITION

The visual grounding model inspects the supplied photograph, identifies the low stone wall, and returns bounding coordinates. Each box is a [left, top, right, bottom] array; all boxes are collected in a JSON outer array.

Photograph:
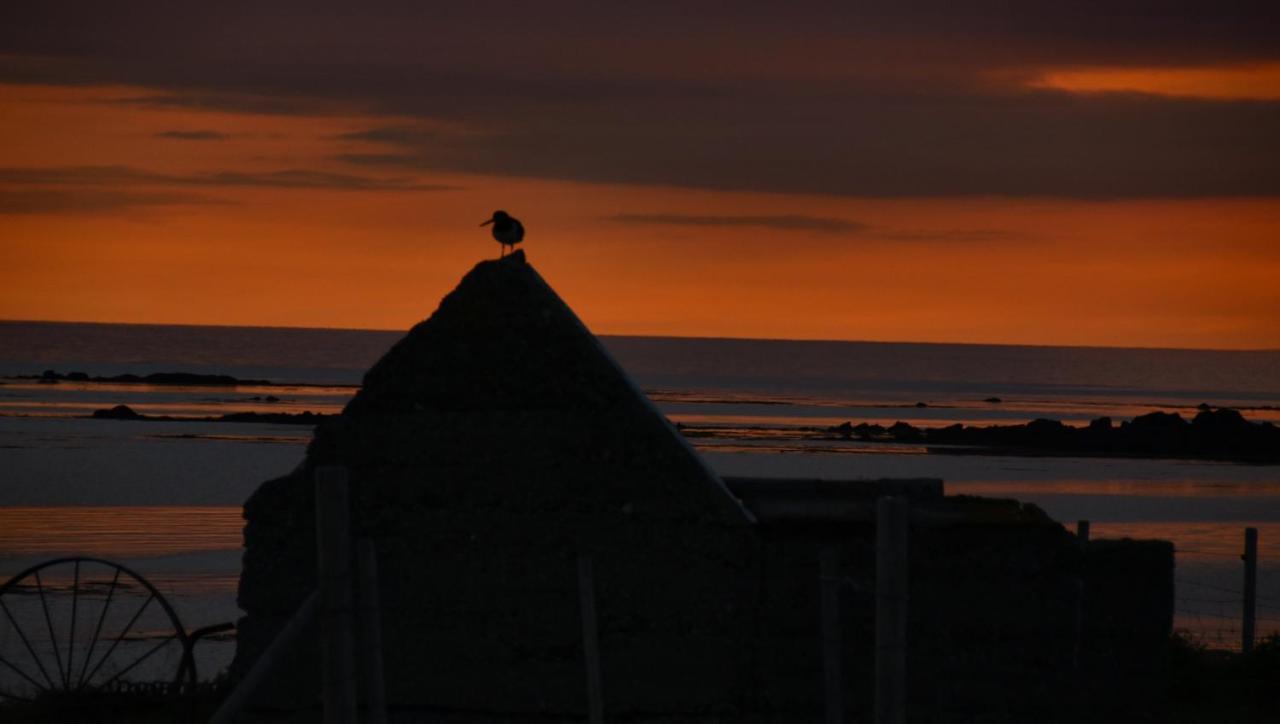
[[234, 487, 1174, 722]]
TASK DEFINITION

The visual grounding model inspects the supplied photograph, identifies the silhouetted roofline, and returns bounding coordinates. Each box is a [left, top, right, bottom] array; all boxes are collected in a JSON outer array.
[[521, 259, 757, 525]]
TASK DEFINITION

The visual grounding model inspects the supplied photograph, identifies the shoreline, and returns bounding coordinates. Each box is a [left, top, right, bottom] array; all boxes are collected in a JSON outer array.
[[46, 401, 1280, 465]]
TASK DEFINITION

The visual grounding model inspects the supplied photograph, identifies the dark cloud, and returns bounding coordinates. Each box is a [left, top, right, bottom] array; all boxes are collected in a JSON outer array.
[[605, 213, 868, 234], [101, 91, 343, 117], [332, 91, 1280, 199], [333, 127, 438, 145], [337, 154, 422, 168], [2, 2, 1276, 72], [0, 165, 457, 192], [155, 129, 229, 140], [605, 214, 1023, 242], [0, 188, 225, 214], [1, 2, 1278, 198], [877, 229, 1026, 243], [0, 166, 154, 185], [194, 169, 453, 191]]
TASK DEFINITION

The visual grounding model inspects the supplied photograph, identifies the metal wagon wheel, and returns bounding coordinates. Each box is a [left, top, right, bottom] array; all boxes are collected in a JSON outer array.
[[0, 557, 193, 701]]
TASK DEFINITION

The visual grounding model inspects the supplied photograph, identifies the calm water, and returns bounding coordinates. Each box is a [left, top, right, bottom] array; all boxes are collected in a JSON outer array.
[[1, 320, 1278, 688]]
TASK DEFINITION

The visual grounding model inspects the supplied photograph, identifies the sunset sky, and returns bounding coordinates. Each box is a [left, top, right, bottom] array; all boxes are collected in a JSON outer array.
[[1, 2, 1277, 349]]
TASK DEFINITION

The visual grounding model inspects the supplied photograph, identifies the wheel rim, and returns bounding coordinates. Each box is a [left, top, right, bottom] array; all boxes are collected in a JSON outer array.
[[0, 557, 191, 700]]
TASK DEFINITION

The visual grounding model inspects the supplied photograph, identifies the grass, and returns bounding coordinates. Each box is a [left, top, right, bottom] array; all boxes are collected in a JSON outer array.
[[1161, 631, 1280, 723], [2, 637, 1277, 723]]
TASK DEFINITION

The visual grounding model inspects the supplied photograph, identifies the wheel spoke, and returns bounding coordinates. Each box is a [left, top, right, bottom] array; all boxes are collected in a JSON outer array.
[[79, 592, 153, 689], [34, 571, 67, 689], [0, 597, 58, 690], [96, 633, 179, 690], [0, 651, 48, 695], [66, 560, 79, 688], [76, 567, 120, 690], [3, 559, 192, 696]]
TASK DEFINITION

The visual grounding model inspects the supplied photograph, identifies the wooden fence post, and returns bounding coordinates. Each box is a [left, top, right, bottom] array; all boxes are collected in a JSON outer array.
[[1074, 519, 1089, 668], [1072, 578, 1085, 669], [876, 496, 909, 724], [357, 539, 388, 724], [820, 546, 844, 724], [1243, 527, 1258, 653], [316, 465, 357, 724], [577, 555, 604, 724]]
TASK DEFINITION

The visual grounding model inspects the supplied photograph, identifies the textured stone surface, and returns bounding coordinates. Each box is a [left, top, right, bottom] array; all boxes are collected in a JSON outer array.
[[232, 252, 1174, 721], [234, 252, 755, 716]]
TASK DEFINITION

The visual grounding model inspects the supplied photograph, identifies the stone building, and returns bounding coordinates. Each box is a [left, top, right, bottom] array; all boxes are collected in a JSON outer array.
[[233, 252, 1172, 721]]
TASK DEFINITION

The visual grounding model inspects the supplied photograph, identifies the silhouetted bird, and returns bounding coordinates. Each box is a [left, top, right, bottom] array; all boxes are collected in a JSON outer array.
[[481, 210, 524, 258]]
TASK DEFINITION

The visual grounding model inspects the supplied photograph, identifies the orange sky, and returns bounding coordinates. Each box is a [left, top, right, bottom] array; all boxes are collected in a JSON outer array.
[[1, 75, 1278, 349], [1029, 62, 1280, 101]]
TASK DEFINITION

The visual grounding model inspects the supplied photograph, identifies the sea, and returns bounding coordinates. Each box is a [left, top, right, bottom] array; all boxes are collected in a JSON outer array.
[[1, 320, 1278, 691]]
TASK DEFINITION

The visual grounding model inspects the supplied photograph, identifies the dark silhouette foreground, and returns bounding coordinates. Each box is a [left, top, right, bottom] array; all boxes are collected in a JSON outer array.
[[231, 253, 1175, 722]]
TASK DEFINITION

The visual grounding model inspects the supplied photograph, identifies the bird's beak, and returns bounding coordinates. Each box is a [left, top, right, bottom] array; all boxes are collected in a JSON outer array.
[[480, 219, 493, 226]]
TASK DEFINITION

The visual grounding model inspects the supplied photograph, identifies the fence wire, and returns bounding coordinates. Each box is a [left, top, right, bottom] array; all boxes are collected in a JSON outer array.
[[1172, 564, 1276, 652]]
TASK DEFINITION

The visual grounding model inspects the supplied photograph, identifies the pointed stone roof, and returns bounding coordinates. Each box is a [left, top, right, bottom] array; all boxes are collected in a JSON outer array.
[[235, 252, 753, 708], [274, 249, 752, 526]]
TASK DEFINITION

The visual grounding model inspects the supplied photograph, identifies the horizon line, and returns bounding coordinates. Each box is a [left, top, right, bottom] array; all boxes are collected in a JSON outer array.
[[2, 317, 1278, 355]]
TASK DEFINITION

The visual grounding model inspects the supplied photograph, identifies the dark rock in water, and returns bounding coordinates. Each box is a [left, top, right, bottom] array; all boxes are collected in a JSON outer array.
[[217, 411, 324, 425], [984, 396, 1003, 403], [914, 407, 1278, 461], [1189, 407, 1267, 457], [1083, 417, 1114, 448], [855, 422, 887, 439], [914, 401, 928, 408], [889, 421, 923, 441], [1192, 407, 1249, 431], [264, 395, 280, 403], [23, 370, 271, 386], [1025, 418, 1069, 442], [1128, 411, 1188, 430], [92, 404, 142, 420], [830, 421, 854, 438], [136, 372, 266, 386], [927, 423, 967, 445], [1121, 412, 1190, 454], [83, 407, 325, 424]]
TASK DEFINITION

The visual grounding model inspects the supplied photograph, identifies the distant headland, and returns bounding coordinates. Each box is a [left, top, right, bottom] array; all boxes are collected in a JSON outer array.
[[23, 369, 275, 386]]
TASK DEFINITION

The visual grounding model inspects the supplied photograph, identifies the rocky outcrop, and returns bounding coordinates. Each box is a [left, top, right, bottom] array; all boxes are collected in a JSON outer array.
[[25, 370, 272, 386], [91, 404, 143, 420], [828, 409, 1280, 462], [87, 407, 326, 424]]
